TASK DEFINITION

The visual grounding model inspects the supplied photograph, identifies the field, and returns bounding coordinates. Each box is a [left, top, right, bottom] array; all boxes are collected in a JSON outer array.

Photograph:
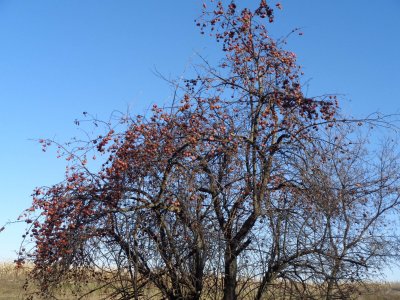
[[0, 263, 27, 299], [0, 263, 109, 299], [358, 284, 400, 300], [1, 263, 400, 299]]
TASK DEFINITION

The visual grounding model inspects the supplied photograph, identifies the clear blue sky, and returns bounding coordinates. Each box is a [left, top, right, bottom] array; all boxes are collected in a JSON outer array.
[[1, 0, 399, 279]]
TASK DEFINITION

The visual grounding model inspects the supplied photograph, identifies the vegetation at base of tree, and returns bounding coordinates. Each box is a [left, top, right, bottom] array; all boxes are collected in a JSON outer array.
[[2, 263, 400, 300]]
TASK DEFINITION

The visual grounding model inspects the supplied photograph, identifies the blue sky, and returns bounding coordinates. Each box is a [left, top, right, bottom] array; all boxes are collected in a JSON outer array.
[[0, 0, 399, 279]]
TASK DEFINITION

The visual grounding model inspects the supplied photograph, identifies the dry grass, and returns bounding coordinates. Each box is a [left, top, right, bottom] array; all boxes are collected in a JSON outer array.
[[0, 262, 111, 299], [1, 263, 400, 299], [0, 262, 29, 299], [357, 282, 400, 300]]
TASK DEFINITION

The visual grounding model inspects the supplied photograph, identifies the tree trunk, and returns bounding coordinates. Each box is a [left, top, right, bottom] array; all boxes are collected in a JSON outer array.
[[223, 245, 238, 300]]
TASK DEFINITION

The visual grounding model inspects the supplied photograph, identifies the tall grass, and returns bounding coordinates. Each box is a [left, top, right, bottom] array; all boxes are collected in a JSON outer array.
[[0, 262, 29, 299], [1, 262, 400, 299], [0, 262, 109, 299]]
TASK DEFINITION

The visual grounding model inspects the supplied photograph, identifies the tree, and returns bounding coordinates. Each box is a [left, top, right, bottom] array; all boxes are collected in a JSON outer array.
[[18, 1, 400, 300], [237, 125, 400, 299]]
